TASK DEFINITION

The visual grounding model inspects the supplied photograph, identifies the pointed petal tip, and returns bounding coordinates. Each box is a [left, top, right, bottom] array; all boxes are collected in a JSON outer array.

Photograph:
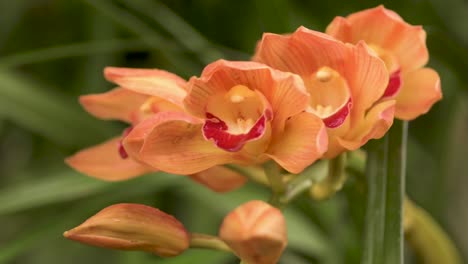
[[65, 138, 150, 181]]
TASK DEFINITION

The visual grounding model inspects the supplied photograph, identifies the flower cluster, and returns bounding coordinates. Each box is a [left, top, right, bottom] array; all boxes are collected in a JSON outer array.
[[65, 6, 441, 264]]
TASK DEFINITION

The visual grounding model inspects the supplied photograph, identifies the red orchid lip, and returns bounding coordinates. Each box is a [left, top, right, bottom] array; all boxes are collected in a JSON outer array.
[[202, 112, 269, 152], [322, 98, 353, 128], [118, 126, 134, 159], [382, 69, 402, 98]]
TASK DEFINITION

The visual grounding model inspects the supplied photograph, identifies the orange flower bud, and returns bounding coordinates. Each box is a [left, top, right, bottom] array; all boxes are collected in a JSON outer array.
[[64, 203, 189, 257], [219, 200, 287, 264]]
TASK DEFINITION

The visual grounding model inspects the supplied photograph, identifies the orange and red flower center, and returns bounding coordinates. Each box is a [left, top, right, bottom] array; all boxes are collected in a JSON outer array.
[[306, 67, 352, 128], [202, 85, 272, 152]]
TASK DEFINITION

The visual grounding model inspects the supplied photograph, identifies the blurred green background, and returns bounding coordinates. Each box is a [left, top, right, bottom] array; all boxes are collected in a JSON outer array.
[[0, 0, 467, 263]]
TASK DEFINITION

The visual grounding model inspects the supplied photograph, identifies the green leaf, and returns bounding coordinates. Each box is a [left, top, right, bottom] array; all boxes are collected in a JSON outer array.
[[120, 0, 223, 64], [362, 120, 407, 264], [0, 170, 178, 215], [0, 172, 180, 262], [80, 0, 200, 75], [0, 70, 114, 147], [362, 136, 389, 264], [0, 39, 147, 69], [383, 120, 407, 263]]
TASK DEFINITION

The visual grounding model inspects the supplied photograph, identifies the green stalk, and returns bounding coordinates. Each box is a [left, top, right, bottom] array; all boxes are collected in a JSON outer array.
[[362, 136, 389, 264], [383, 120, 407, 264], [263, 161, 285, 208], [189, 233, 232, 253]]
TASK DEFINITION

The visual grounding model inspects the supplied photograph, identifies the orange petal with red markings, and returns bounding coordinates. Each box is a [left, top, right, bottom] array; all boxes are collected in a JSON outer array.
[[266, 112, 327, 174], [330, 100, 395, 158], [104, 67, 188, 107], [65, 137, 151, 181], [395, 68, 442, 120], [189, 166, 247, 193], [79, 88, 149, 123], [138, 112, 236, 174], [185, 60, 309, 124], [345, 41, 389, 116]]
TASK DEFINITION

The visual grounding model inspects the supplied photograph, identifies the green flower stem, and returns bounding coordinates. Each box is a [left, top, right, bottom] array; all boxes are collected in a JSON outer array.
[[189, 233, 232, 253], [383, 120, 407, 264], [263, 161, 285, 207], [349, 148, 462, 263], [310, 153, 348, 200], [362, 136, 389, 264], [405, 198, 462, 264], [279, 161, 328, 204]]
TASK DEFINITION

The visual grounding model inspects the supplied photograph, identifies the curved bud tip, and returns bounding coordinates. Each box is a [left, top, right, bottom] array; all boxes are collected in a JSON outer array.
[[63, 203, 189, 257], [219, 200, 287, 264]]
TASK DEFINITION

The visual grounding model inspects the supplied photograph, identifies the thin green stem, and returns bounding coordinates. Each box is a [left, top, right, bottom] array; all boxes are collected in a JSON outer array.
[[121, 0, 222, 64], [263, 161, 285, 208], [189, 233, 232, 253], [279, 161, 328, 204], [383, 120, 407, 264], [310, 153, 347, 200], [362, 136, 389, 264], [81, 0, 199, 74], [0, 39, 147, 69]]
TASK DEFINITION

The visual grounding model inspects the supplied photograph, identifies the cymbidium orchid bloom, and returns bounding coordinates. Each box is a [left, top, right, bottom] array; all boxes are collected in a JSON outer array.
[[64, 203, 189, 257], [126, 60, 328, 175], [219, 200, 287, 264], [253, 27, 393, 158], [66, 67, 246, 192], [326, 5, 442, 120]]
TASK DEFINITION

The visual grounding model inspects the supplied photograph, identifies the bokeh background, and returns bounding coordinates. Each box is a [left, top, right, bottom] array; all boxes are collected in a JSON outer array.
[[0, 0, 467, 263]]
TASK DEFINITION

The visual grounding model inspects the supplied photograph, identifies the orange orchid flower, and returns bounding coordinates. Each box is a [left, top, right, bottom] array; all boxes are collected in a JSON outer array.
[[253, 27, 393, 158], [326, 5, 442, 120], [126, 60, 328, 175], [66, 67, 246, 192]]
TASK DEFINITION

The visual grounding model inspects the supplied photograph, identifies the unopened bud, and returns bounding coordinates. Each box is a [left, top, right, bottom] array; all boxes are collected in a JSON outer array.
[[64, 203, 189, 257], [219, 200, 287, 264]]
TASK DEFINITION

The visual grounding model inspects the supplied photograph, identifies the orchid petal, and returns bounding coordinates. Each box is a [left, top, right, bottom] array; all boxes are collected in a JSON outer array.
[[266, 112, 328, 174], [326, 5, 428, 72], [189, 166, 247, 193], [346, 41, 389, 116], [139, 112, 236, 174], [185, 60, 309, 124], [79, 88, 149, 123], [104, 67, 188, 107], [254, 27, 347, 76], [395, 68, 442, 120], [331, 100, 395, 158], [65, 137, 151, 181]]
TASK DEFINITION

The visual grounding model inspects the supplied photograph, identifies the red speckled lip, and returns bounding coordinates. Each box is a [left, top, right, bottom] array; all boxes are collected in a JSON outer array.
[[322, 98, 353, 128], [202, 112, 268, 152], [382, 69, 402, 98], [118, 126, 133, 159]]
